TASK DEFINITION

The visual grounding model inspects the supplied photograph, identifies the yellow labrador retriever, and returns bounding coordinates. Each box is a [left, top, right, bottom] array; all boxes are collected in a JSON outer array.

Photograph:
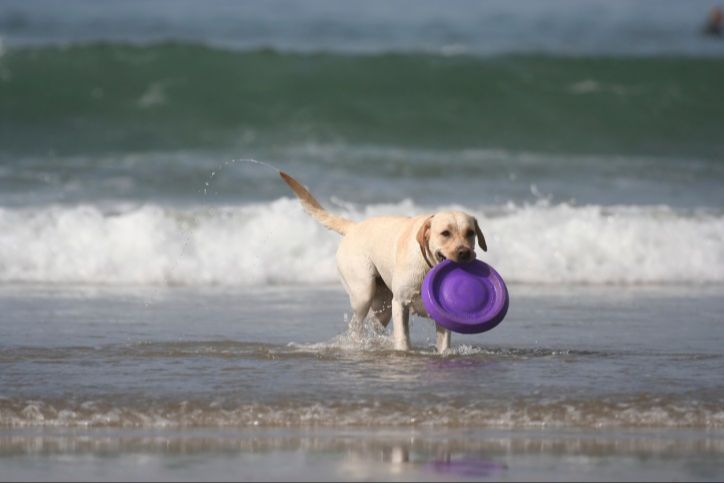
[[280, 172, 487, 352]]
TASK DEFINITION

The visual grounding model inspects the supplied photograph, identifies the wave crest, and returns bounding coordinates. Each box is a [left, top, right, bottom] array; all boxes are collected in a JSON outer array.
[[0, 200, 722, 286]]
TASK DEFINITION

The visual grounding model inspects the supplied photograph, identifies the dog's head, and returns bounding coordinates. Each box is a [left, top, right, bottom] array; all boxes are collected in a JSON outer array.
[[416, 211, 487, 265]]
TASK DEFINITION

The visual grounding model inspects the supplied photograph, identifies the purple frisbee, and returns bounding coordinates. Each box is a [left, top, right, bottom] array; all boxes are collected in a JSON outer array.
[[421, 259, 509, 334]]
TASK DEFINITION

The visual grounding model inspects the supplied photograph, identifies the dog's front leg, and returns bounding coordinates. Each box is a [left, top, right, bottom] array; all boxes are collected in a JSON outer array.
[[391, 298, 411, 351], [435, 324, 451, 353]]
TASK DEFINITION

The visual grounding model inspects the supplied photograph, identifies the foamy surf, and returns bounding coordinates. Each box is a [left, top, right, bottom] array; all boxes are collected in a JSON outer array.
[[2, 337, 722, 429], [0, 199, 722, 286], [2, 395, 723, 430]]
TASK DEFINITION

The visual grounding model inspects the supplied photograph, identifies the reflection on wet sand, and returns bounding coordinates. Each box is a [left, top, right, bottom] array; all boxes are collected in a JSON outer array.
[[1, 428, 723, 480]]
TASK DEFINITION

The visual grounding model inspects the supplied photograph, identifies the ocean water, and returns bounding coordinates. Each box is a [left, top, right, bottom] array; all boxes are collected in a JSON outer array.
[[1, 285, 723, 480], [1, 0, 724, 481]]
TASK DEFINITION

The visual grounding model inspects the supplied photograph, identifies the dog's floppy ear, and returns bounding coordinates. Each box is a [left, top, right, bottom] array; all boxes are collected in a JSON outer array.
[[416, 215, 433, 246], [474, 218, 488, 252], [416, 215, 434, 266]]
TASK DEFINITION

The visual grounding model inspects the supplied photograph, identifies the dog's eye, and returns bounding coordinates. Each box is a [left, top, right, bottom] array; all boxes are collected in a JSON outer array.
[[465, 229, 475, 238], [440, 230, 451, 237]]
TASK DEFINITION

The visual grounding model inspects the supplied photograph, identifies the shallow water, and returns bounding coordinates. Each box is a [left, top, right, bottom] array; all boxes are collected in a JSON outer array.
[[1, 284, 722, 430], [1, 284, 723, 480]]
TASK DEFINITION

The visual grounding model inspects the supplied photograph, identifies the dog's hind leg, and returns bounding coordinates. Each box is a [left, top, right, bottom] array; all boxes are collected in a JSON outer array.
[[345, 280, 375, 337], [337, 261, 377, 338]]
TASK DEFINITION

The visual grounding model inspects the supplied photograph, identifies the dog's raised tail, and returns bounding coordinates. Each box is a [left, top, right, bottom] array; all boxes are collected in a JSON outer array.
[[279, 171, 354, 235]]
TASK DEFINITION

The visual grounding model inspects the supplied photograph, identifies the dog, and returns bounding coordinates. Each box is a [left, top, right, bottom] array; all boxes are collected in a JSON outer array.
[[280, 172, 487, 352]]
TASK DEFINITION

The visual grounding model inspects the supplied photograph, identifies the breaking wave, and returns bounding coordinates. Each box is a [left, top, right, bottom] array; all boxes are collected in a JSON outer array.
[[0, 199, 722, 286]]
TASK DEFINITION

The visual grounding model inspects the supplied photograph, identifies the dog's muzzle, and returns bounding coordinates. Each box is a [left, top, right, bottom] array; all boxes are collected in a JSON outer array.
[[435, 248, 475, 264]]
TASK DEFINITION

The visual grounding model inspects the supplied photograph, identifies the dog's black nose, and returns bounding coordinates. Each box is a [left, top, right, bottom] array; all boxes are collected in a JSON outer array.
[[457, 247, 473, 262]]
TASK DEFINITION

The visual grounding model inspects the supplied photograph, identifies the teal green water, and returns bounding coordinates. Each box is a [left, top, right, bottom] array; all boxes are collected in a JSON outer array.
[[2, 43, 723, 157]]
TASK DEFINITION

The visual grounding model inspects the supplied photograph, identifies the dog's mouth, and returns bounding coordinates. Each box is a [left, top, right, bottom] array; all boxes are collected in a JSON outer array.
[[435, 250, 476, 264]]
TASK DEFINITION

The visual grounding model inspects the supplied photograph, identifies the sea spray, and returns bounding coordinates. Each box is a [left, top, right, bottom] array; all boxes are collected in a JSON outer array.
[[201, 158, 281, 197], [167, 157, 284, 285]]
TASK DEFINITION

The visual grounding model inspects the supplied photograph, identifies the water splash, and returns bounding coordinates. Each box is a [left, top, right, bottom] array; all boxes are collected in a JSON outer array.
[[153, 157, 284, 301], [289, 316, 395, 354], [202, 158, 281, 196]]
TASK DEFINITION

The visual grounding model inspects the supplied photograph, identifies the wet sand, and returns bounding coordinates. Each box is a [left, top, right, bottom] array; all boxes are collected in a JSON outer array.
[[2, 427, 723, 481]]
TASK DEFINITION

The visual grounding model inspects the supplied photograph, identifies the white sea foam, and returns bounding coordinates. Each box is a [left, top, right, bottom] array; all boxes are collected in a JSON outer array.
[[0, 200, 722, 286], [2, 397, 723, 429]]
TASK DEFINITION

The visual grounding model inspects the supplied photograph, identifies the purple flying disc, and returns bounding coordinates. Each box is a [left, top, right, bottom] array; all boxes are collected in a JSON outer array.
[[421, 259, 509, 334]]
